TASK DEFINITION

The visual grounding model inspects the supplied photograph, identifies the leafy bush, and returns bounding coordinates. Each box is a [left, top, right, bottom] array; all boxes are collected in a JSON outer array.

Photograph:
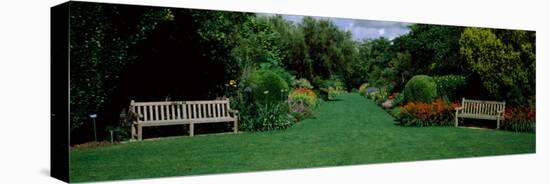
[[327, 87, 342, 100], [502, 106, 535, 132], [404, 75, 438, 103], [259, 61, 295, 86], [248, 103, 294, 131], [365, 89, 388, 104], [327, 76, 346, 92], [433, 75, 466, 100], [292, 78, 314, 89], [289, 87, 318, 108], [392, 92, 405, 106], [388, 107, 401, 119], [398, 99, 458, 126], [244, 69, 289, 105], [106, 125, 131, 142], [315, 76, 346, 100]]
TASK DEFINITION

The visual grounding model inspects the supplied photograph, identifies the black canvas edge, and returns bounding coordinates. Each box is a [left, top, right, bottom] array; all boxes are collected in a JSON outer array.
[[51, 1, 70, 183]]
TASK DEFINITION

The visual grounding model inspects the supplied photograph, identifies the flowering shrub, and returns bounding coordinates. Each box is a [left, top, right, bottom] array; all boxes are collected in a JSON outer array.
[[289, 87, 318, 120], [289, 87, 318, 108], [502, 106, 535, 132], [398, 99, 459, 126]]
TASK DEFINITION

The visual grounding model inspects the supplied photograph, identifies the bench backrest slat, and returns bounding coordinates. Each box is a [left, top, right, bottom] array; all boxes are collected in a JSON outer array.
[[190, 104, 194, 119], [217, 103, 221, 117], [131, 100, 232, 122], [461, 98, 505, 116]]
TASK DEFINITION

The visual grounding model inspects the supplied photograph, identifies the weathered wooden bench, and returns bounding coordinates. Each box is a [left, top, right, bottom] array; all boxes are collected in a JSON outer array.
[[454, 98, 505, 129], [128, 99, 239, 140]]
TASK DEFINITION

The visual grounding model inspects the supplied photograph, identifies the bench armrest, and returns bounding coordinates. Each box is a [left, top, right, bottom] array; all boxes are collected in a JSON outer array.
[[497, 110, 505, 114], [228, 109, 239, 115], [454, 107, 463, 111], [228, 109, 239, 119]]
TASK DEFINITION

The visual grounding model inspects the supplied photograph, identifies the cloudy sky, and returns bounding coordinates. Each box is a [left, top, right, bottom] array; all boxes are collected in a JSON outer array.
[[259, 14, 411, 41]]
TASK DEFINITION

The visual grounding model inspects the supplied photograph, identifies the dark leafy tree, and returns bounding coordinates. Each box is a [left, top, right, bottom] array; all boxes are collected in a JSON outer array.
[[69, 2, 174, 139]]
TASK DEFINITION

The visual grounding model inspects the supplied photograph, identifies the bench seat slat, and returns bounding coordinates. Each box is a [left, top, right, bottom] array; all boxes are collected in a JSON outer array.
[[139, 120, 192, 127], [192, 117, 235, 124], [458, 113, 502, 120]]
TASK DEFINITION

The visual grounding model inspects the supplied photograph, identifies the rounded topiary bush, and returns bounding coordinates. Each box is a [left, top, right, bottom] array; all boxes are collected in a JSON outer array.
[[404, 75, 438, 103], [245, 69, 289, 105]]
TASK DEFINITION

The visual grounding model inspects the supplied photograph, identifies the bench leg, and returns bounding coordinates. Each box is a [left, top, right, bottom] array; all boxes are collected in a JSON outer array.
[[233, 118, 238, 133], [137, 125, 143, 141], [131, 124, 136, 140], [455, 113, 458, 127], [189, 123, 194, 137], [497, 118, 501, 129]]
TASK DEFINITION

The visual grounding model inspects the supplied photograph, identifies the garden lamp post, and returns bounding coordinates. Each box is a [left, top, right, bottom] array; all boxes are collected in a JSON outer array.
[[89, 113, 97, 142]]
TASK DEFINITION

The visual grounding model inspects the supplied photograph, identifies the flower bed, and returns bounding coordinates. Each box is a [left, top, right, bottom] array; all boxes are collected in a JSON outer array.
[[398, 99, 458, 127], [289, 87, 319, 121], [502, 106, 536, 132]]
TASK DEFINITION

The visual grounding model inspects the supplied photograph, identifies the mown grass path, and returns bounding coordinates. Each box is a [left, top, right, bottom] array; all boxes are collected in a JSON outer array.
[[70, 93, 535, 182]]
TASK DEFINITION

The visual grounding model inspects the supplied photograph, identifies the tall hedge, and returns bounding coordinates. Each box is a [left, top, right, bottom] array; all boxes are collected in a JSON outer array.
[[404, 75, 438, 103], [433, 75, 466, 100]]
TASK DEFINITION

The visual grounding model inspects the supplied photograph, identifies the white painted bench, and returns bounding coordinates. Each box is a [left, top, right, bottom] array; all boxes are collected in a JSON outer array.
[[128, 99, 239, 140], [454, 98, 505, 129]]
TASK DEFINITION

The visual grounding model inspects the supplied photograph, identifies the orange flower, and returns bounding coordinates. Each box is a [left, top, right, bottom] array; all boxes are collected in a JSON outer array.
[[400, 98, 457, 120]]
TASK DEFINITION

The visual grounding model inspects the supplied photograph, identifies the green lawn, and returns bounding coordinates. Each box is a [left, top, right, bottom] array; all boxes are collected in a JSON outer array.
[[70, 93, 535, 182]]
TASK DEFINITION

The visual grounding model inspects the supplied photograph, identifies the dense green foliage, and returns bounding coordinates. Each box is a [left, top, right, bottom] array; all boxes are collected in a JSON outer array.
[[244, 69, 289, 105], [392, 92, 405, 106], [459, 28, 535, 105], [394, 25, 465, 75], [433, 75, 467, 100], [237, 69, 294, 131], [404, 75, 438, 103], [248, 103, 294, 131], [70, 93, 535, 182], [68, 3, 178, 142], [231, 16, 282, 70], [292, 78, 314, 89]]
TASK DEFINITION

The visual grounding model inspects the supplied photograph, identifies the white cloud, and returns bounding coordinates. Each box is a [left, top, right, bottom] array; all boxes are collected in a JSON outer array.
[[378, 29, 386, 35], [257, 13, 411, 41]]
